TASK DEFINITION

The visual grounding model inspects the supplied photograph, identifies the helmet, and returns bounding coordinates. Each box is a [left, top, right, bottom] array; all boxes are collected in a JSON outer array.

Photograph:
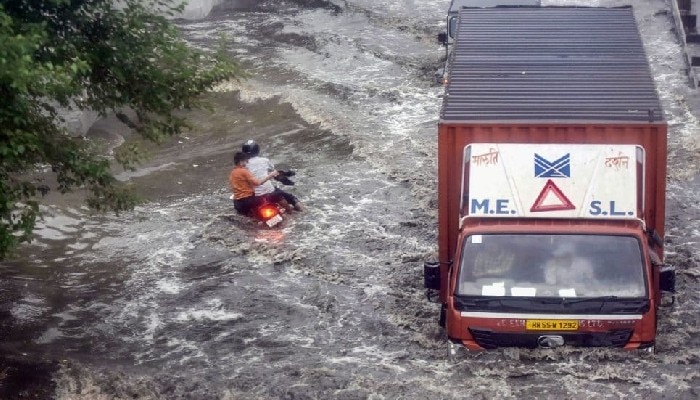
[[242, 139, 260, 157]]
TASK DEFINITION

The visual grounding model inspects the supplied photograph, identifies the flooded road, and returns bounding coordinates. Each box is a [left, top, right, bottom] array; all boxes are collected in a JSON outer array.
[[1, 0, 699, 398]]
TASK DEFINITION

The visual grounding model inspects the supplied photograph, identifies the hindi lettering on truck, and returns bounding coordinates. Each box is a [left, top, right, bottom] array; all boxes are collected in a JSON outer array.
[[424, 6, 676, 357]]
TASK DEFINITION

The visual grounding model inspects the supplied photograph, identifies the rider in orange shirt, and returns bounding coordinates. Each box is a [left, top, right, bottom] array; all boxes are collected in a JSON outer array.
[[229, 152, 278, 215]]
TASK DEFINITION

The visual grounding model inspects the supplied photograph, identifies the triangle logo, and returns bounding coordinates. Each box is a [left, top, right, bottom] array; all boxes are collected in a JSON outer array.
[[530, 179, 576, 212]]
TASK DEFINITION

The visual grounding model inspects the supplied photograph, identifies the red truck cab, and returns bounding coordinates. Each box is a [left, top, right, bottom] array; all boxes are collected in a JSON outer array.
[[424, 6, 676, 354]]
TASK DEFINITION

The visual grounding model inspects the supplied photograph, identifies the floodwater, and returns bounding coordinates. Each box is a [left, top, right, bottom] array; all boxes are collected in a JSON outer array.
[[1, 0, 699, 398]]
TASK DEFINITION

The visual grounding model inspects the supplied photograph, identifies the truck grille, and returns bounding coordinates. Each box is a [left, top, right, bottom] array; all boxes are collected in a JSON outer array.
[[469, 328, 633, 349]]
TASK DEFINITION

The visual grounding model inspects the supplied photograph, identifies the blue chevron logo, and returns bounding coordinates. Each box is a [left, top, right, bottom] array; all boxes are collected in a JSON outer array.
[[534, 153, 570, 178]]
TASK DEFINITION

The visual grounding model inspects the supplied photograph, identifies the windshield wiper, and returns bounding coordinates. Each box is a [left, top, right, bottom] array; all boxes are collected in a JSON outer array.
[[454, 296, 535, 311], [558, 296, 620, 305], [454, 295, 647, 313], [557, 296, 651, 313], [558, 296, 619, 312], [457, 297, 507, 305]]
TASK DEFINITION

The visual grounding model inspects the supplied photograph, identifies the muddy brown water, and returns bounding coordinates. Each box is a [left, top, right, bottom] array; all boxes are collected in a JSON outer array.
[[1, 0, 700, 398]]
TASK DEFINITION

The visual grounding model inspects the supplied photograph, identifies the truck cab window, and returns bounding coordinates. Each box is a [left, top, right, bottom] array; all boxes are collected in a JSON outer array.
[[457, 234, 646, 298]]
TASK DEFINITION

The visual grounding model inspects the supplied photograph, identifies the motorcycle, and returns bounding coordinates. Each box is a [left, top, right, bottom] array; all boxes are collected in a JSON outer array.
[[232, 170, 297, 228], [229, 195, 285, 227], [255, 200, 285, 227]]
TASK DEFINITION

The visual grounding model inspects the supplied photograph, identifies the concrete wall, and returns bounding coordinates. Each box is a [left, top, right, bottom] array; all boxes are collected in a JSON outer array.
[[174, 0, 226, 20], [671, 0, 700, 87], [61, 108, 99, 137]]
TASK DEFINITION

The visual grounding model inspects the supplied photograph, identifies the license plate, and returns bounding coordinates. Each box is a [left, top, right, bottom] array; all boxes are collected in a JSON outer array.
[[526, 320, 579, 331], [265, 214, 283, 227]]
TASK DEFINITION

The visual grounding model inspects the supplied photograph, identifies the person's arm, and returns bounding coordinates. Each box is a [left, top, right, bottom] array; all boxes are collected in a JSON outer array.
[[247, 169, 278, 187], [260, 170, 279, 185]]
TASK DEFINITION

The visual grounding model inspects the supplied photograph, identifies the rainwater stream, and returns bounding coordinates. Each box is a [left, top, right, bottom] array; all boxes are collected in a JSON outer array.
[[1, 0, 700, 398]]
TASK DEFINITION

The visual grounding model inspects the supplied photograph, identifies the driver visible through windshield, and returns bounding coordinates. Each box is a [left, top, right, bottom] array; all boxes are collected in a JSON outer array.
[[456, 234, 646, 298]]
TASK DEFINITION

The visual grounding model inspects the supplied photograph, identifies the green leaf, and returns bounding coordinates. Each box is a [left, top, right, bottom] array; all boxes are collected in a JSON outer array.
[[0, 0, 243, 259]]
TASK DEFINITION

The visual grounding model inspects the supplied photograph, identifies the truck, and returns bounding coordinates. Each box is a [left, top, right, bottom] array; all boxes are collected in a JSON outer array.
[[435, 0, 541, 84], [424, 6, 676, 355]]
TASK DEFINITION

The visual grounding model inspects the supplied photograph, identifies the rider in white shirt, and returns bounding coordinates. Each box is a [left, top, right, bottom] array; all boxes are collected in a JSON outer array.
[[242, 140, 303, 211], [244, 150, 276, 196]]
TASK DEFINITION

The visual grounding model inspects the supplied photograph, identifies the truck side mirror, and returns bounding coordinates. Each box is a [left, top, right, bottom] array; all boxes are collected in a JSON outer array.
[[647, 229, 663, 248], [437, 32, 448, 46], [424, 261, 441, 290], [659, 265, 676, 293]]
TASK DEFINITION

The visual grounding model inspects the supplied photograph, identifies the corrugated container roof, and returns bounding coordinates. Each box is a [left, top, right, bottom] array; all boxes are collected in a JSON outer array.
[[441, 7, 665, 123]]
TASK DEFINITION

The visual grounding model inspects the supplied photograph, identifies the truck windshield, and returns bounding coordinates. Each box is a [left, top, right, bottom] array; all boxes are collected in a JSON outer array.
[[456, 234, 646, 298]]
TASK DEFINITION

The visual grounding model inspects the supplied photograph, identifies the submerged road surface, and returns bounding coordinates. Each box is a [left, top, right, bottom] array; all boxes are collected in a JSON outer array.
[[1, 0, 699, 398]]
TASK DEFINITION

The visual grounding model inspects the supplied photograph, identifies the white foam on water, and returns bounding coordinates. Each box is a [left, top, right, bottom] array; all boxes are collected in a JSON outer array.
[[174, 309, 243, 322], [341, 0, 447, 24], [159, 337, 209, 365], [275, 333, 317, 348], [10, 302, 50, 324], [155, 278, 184, 295], [36, 327, 64, 345]]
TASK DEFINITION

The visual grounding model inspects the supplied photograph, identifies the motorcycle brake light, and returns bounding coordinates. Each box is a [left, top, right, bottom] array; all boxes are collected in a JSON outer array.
[[259, 205, 278, 220]]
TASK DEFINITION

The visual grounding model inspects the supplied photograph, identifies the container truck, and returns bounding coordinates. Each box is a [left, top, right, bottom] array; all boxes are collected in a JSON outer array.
[[424, 6, 676, 355]]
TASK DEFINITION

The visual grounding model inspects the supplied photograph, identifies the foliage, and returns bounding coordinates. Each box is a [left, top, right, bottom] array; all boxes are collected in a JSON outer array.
[[0, 0, 242, 259]]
